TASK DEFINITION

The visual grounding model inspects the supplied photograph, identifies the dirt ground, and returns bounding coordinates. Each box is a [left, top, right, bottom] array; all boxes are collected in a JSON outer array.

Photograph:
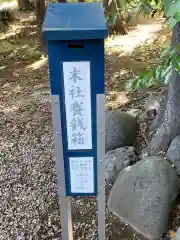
[[0, 10, 179, 240]]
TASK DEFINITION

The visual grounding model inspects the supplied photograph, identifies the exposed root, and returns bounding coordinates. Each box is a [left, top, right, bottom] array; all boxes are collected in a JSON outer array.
[[144, 116, 180, 155]]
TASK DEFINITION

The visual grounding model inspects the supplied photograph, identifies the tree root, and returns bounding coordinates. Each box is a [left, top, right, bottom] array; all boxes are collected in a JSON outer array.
[[145, 126, 172, 155], [149, 88, 167, 133], [144, 116, 180, 155], [143, 22, 180, 156]]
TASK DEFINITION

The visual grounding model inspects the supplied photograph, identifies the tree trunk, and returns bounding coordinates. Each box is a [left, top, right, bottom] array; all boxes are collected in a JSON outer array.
[[35, 0, 46, 53], [103, 0, 127, 35], [149, 88, 168, 133], [144, 22, 180, 155], [104, 0, 118, 16], [17, 0, 31, 11], [58, 0, 67, 2], [36, 0, 46, 25]]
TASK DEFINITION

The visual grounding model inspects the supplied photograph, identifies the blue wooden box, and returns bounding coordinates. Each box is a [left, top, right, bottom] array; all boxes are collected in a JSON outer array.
[[42, 3, 107, 196]]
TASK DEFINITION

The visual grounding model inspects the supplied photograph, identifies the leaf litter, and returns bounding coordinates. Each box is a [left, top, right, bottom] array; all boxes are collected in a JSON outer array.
[[0, 11, 178, 240]]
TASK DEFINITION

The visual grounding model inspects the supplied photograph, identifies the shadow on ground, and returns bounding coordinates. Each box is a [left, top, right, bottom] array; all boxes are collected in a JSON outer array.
[[105, 21, 170, 110], [0, 11, 48, 114], [1, 13, 170, 115]]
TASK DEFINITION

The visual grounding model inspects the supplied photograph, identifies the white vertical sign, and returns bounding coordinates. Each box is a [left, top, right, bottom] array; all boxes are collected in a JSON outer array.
[[63, 61, 92, 150], [69, 157, 94, 193]]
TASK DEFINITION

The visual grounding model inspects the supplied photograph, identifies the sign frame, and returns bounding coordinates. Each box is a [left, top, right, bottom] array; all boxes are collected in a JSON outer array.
[[59, 60, 98, 196], [62, 61, 93, 151]]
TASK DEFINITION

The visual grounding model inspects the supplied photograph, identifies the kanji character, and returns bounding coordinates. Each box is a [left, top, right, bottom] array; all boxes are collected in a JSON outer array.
[[69, 86, 84, 99], [71, 132, 85, 145], [70, 117, 86, 131], [69, 67, 83, 83], [71, 101, 84, 116]]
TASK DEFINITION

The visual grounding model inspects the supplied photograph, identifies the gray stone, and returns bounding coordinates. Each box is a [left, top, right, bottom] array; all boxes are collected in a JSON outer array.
[[126, 108, 142, 119], [105, 147, 137, 183], [167, 135, 180, 175], [105, 110, 137, 152], [138, 110, 156, 123], [108, 156, 180, 240], [173, 227, 180, 240]]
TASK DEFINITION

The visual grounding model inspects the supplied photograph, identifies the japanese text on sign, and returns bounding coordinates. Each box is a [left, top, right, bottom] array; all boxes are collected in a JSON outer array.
[[69, 157, 94, 193], [63, 62, 92, 150]]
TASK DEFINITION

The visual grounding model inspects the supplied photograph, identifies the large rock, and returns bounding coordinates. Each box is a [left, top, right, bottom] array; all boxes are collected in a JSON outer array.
[[173, 227, 180, 240], [105, 146, 137, 183], [108, 156, 180, 240], [105, 110, 137, 152], [167, 135, 180, 175]]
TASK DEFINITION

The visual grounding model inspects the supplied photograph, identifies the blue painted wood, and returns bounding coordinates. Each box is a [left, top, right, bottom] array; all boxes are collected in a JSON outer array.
[[42, 3, 107, 40], [44, 3, 107, 196]]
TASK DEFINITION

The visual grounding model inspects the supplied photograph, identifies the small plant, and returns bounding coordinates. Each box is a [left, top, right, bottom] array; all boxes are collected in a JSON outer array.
[[127, 0, 180, 90], [127, 45, 180, 90]]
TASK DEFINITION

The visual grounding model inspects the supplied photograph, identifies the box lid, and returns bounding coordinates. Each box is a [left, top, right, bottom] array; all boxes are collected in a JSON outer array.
[[42, 2, 107, 41]]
